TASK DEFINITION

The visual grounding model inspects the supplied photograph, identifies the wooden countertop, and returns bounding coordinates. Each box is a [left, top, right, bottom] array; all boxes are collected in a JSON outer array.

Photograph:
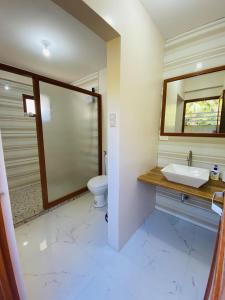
[[138, 167, 225, 205]]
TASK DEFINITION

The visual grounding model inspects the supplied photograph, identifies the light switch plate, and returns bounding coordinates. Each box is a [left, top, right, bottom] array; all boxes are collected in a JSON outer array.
[[109, 112, 117, 127]]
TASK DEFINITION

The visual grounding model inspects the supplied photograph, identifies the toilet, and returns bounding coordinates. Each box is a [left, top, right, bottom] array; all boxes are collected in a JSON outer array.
[[87, 154, 108, 207]]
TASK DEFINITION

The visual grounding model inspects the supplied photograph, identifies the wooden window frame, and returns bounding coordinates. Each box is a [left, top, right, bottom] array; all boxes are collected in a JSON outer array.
[[219, 91, 225, 133], [181, 96, 221, 133], [160, 65, 225, 137], [0, 197, 20, 300]]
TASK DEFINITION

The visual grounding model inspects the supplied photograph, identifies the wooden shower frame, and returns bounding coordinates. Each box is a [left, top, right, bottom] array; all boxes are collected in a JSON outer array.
[[0, 62, 102, 209]]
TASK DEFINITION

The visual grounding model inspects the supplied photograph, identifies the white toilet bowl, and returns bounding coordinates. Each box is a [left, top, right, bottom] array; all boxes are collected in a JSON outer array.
[[87, 175, 107, 207]]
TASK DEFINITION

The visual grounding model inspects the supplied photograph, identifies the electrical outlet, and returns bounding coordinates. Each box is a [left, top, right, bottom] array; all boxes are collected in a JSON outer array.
[[159, 136, 169, 141]]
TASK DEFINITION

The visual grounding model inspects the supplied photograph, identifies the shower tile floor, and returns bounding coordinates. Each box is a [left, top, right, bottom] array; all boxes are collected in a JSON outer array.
[[15, 193, 216, 300]]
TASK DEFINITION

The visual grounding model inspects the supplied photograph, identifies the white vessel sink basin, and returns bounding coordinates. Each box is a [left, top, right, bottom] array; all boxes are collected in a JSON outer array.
[[161, 164, 210, 188]]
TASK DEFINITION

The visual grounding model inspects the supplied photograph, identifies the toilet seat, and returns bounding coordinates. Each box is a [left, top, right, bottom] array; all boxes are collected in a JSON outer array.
[[88, 175, 107, 188]]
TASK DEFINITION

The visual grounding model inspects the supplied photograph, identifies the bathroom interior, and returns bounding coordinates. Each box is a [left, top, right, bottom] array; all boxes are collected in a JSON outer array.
[[0, 1, 225, 300]]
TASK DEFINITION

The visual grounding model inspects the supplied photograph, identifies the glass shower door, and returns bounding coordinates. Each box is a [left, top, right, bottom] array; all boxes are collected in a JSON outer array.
[[35, 80, 102, 206]]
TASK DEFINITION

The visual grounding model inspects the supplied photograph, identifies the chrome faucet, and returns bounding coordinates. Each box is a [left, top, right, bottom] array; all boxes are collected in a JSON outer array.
[[187, 150, 192, 167]]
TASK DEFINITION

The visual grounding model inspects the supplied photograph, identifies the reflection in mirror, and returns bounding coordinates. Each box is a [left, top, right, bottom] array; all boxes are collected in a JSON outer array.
[[163, 69, 225, 134]]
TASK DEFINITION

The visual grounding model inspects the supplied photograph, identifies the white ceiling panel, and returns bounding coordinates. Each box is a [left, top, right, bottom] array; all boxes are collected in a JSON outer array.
[[0, 0, 106, 82]]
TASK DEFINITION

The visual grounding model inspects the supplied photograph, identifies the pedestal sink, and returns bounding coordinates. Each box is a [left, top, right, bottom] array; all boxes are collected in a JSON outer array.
[[161, 164, 210, 188]]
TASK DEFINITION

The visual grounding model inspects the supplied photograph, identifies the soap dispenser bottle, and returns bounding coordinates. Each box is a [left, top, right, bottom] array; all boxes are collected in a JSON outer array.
[[210, 164, 220, 181]]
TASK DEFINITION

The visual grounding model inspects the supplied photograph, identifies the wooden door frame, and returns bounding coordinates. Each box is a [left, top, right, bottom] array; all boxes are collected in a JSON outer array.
[[0, 197, 20, 300], [33, 77, 102, 209], [22, 94, 36, 116], [204, 192, 225, 299], [219, 90, 225, 133]]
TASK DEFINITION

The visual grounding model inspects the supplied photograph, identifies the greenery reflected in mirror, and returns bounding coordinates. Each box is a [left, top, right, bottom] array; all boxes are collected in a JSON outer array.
[[183, 96, 223, 133]]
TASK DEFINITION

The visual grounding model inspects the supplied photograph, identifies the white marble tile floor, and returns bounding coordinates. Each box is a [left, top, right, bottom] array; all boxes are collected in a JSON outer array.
[[15, 192, 216, 300]]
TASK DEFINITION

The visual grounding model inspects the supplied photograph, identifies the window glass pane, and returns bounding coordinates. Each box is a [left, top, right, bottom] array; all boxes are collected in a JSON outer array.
[[184, 98, 220, 133], [26, 99, 36, 115]]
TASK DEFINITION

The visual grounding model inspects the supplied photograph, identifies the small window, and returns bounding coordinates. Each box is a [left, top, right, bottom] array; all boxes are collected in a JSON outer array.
[[22, 94, 36, 116]]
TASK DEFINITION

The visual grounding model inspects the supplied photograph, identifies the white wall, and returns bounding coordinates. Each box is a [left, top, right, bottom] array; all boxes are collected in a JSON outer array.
[[183, 71, 225, 99], [165, 80, 184, 132], [160, 18, 225, 171], [175, 93, 184, 132], [83, 0, 164, 249], [164, 18, 225, 78], [157, 18, 225, 228]]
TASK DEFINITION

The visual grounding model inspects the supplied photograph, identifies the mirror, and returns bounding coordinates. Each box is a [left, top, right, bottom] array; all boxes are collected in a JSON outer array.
[[161, 66, 225, 136]]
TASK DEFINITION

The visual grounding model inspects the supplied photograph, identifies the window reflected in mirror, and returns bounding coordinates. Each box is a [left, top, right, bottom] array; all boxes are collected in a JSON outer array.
[[182, 96, 223, 133], [162, 68, 225, 136]]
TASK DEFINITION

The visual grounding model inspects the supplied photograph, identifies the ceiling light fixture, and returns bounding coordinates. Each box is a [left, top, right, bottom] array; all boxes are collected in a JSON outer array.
[[42, 40, 51, 57], [196, 62, 203, 70], [4, 84, 10, 91]]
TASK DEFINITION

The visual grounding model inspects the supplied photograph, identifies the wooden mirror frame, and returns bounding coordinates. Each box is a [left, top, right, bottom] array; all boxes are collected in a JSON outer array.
[[160, 65, 225, 137]]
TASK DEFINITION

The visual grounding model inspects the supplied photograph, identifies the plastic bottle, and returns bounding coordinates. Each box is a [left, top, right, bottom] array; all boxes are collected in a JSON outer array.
[[210, 164, 220, 181]]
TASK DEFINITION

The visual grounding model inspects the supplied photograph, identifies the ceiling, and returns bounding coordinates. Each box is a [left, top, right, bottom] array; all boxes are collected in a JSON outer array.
[[0, 0, 106, 82], [141, 0, 225, 39]]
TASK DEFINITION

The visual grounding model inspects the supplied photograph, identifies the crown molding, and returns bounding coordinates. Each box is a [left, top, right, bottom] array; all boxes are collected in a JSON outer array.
[[164, 45, 225, 71], [72, 72, 99, 86], [166, 18, 225, 50]]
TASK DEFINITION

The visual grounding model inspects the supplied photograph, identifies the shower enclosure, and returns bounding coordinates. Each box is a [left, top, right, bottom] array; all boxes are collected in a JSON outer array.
[[33, 77, 102, 208], [0, 63, 102, 217]]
